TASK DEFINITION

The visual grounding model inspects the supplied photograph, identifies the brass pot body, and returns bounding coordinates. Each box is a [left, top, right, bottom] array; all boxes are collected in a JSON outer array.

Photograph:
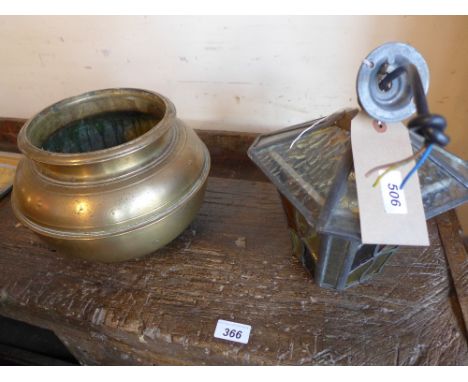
[[11, 89, 210, 262]]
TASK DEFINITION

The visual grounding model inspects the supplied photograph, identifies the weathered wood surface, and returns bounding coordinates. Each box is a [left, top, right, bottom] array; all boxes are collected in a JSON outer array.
[[437, 212, 468, 334], [0, 175, 467, 365], [0, 118, 467, 365], [0, 118, 22, 152]]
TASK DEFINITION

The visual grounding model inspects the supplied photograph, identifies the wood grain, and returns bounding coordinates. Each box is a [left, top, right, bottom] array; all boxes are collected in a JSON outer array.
[[0, 176, 467, 365], [0, 118, 23, 152], [437, 211, 468, 335]]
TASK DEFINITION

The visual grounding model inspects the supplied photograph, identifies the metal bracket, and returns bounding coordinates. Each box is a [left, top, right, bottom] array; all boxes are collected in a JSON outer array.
[[356, 42, 430, 122]]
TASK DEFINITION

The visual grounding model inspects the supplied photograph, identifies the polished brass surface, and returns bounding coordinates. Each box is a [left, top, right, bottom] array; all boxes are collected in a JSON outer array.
[[12, 89, 210, 262]]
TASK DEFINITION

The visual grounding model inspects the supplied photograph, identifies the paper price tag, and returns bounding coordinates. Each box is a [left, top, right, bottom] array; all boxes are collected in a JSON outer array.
[[351, 112, 429, 246], [379, 170, 408, 214], [214, 319, 251, 344]]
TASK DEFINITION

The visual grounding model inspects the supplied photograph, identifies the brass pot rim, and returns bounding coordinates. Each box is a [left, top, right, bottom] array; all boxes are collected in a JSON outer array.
[[17, 88, 176, 166]]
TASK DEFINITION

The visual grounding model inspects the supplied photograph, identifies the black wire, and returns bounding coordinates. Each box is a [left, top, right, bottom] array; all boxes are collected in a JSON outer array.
[[378, 63, 449, 147]]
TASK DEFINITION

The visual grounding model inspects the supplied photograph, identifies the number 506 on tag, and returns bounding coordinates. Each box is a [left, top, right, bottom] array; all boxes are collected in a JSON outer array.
[[379, 170, 408, 214]]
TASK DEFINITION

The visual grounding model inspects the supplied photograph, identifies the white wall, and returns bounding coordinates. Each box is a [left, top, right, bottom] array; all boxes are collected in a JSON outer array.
[[1, 16, 467, 230]]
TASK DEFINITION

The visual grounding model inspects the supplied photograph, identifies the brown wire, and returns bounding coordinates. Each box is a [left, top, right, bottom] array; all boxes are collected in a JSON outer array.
[[365, 146, 425, 179]]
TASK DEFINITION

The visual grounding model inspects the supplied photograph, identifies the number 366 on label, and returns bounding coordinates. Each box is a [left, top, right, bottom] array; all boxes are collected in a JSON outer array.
[[214, 319, 251, 344]]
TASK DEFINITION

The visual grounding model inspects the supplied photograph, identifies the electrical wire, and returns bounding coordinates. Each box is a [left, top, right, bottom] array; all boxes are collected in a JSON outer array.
[[366, 62, 448, 190], [288, 117, 326, 150], [372, 163, 402, 188], [400, 143, 434, 189], [365, 147, 425, 184], [379, 64, 448, 148]]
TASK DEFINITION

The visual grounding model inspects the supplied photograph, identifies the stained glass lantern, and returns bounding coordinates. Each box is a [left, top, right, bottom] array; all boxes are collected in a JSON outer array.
[[248, 109, 468, 289]]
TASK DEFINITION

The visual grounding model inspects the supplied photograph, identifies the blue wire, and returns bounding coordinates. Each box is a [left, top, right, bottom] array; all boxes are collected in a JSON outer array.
[[400, 143, 434, 189]]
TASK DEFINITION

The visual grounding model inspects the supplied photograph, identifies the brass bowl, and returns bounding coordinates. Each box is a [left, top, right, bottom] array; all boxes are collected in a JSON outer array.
[[11, 88, 210, 262]]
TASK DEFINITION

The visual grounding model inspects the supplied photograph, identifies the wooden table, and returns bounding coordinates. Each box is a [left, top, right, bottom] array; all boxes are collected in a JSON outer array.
[[0, 119, 467, 365]]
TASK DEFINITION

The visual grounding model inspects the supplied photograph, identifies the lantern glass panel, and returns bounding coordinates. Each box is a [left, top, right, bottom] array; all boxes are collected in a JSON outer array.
[[248, 110, 468, 289]]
